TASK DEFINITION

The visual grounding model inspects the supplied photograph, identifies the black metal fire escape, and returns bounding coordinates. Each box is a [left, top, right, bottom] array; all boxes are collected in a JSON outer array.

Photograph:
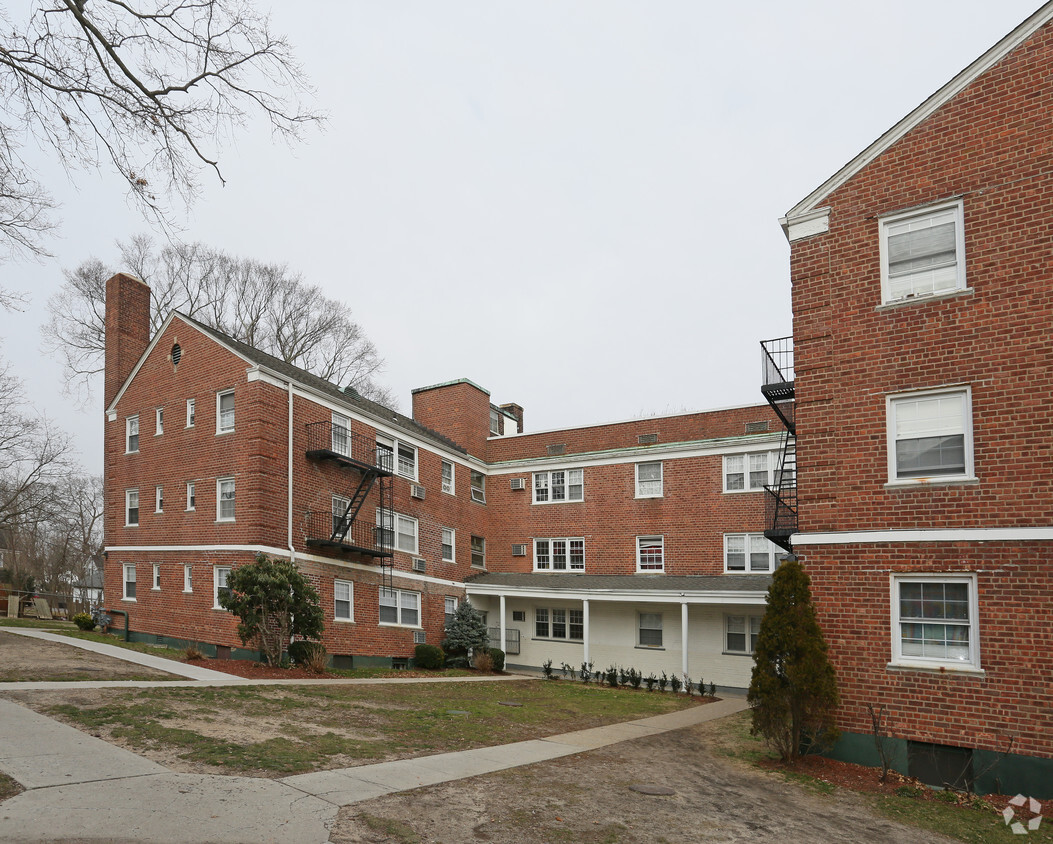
[[304, 420, 394, 591], [760, 336, 797, 552]]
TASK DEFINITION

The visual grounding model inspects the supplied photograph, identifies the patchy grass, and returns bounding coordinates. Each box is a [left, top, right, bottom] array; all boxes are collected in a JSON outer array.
[[357, 813, 421, 844], [0, 772, 22, 803], [55, 630, 188, 661], [38, 680, 703, 776], [873, 793, 1052, 843], [0, 618, 75, 630]]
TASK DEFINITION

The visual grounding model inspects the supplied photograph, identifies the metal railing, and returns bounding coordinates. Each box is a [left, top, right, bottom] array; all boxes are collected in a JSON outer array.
[[761, 336, 795, 387], [303, 511, 393, 557], [304, 421, 391, 474], [488, 626, 521, 655]]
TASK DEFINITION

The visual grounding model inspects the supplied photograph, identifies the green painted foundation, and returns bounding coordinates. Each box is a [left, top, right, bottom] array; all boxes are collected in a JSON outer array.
[[827, 731, 1053, 800], [127, 631, 258, 662]]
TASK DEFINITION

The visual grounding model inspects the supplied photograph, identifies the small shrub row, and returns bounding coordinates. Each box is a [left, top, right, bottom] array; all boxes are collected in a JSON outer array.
[[415, 644, 504, 672], [72, 612, 95, 631], [545, 660, 717, 696], [288, 640, 328, 672]]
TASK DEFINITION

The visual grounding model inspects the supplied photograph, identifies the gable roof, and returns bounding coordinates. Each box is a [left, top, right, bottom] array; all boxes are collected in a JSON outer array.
[[782, 3, 1053, 229], [107, 310, 466, 455]]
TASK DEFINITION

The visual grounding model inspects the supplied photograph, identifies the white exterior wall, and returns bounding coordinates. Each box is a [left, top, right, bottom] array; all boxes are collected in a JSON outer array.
[[469, 595, 766, 689]]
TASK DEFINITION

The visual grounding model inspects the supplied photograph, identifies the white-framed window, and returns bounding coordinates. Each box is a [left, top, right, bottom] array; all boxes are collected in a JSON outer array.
[[723, 452, 778, 492], [334, 579, 353, 622], [638, 612, 663, 648], [635, 462, 663, 498], [125, 489, 139, 526], [441, 460, 454, 495], [441, 528, 455, 562], [533, 538, 585, 571], [331, 412, 351, 456], [126, 416, 139, 453], [489, 408, 501, 435], [213, 566, 231, 609], [186, 398, 195, 428], [186, 482, 196, 511], [216, 478, 235, 522], [887, 388, 973, 482], [183, 564, 193, 593], [891, 574, 979, 670], [533, 469, 583, 503], [636, 536, 664, 572], [155, 407, 164, 435], [216, 390, 235, 433], [534, 607, 584, 640], [379, 587, 420, 627], [376, 435, 417, 480], [155, 485, 164, 513], [122, 563, 136, 600], [332, 495, 350, 535], [471, 535, 485, 568], [152, 563, 161, 590], [375, 510, 418, 554], [880, 200, 966, 304], [470, 469, 485, 503], [724, 534, 780, 573], [444, 596, 457, 627], [725, 614, 762, 655]]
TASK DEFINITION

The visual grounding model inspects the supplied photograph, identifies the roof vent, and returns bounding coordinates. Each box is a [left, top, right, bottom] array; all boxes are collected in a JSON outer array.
[[547, 443, 565, 456], [170, 343, 182, 365], [638, 433, 658, 445], [745, 421, 770, 434], [343, 385, 361, 398]]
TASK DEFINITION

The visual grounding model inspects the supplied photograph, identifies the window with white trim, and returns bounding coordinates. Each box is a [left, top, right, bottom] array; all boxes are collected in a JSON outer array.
[[724, 534, 780, 573], [216, 478, 235, 521], [533, 469, 583, 503], [217, 390, 235, 433], [444, 596, 457, 628], [332, 412, 351, 456], [379, 587, 420, 627], [638, 612, 663, 648], [470, 470, 485, 503], [888, 388, 972, 482], [723, 452, 778, 492], [123, 564, 136, 600], [470, 535, 485, 568], [334, 579, 353, 621], [635, 462, 663, 498], [533, 538, 584, 571], [126, 416, 139, 453], [636, 536, 664, 572], [441, 528, 455, 562], [880, 201, 965, 303], [183, 564, 193, 593], [375, 509, 417, 554], [152, 563, 161, 590], [441, 460, 454, 495], [891, 574, 979, 670], [534, 607, 583, 640], [332, 495, 350, 535], [725, 614, 762, 654], [155, 407, 164, 435], [213, 566, 231, 609], [155, 485, 164, 513], [376, 435, 417, 480], [125, 489, 139, 526], [489, 408, 501, 435], [186, 482, 195, 511], [186, 398, 195, 428]]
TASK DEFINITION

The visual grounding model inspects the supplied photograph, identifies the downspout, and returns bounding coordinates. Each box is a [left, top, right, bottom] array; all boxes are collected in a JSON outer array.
[[288, 381, 296, 563]]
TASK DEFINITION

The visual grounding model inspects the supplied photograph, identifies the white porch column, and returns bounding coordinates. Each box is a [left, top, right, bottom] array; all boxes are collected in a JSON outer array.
[[499, 594, 507, 653], [582, 599, 590, 666], [681, 602, 689, 679]]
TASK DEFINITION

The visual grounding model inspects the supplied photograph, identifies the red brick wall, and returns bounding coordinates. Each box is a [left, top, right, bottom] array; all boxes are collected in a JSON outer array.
[[104, 273, 150, 409], [411, 380, 492, 456]]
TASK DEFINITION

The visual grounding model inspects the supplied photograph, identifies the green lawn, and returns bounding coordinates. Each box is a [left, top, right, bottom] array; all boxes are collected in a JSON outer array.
[[0, 618, 76, 630], [44, 680, 703, 775]]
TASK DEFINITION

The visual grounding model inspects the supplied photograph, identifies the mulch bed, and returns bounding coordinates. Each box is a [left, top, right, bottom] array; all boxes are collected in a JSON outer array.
[[185, 656, 474, 681]]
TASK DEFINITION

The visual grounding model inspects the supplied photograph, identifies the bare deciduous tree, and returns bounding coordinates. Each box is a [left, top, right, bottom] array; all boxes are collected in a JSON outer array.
[[43, 236, 395, 406], [0, 0, 322, 260]]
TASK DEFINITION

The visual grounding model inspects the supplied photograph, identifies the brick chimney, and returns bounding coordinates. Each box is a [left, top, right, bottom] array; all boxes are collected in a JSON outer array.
[[104, 273, 151, 408], [499, 403, 525, 434]]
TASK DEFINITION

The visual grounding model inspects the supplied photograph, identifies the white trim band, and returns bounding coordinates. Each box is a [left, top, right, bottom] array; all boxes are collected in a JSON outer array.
[[794, 527, 1053, 545]]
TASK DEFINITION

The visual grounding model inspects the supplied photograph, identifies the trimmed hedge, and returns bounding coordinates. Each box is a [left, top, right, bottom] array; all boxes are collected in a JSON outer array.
[[414, 643, 445, 669]]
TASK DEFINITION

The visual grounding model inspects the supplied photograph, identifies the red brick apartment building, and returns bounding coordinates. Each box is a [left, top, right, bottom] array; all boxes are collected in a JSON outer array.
[[103, 272, 782, 688], [763, 4, 1053, 798]]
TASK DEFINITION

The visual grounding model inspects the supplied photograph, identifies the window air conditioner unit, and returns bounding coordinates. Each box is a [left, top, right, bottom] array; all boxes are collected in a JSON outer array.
[[412, 557, 426, 573], [410, 484, 426, 499], [413, 630, 426, 645], [510, 477, 526, 490], [511, 544, 527, 557]]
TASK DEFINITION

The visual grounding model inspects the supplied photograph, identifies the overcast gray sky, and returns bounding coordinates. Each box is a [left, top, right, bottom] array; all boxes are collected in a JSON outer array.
[[0, 0, 1041, 473]]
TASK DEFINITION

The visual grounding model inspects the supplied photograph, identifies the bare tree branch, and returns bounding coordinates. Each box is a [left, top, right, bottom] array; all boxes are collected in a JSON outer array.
[[0, 0, 323, 260]]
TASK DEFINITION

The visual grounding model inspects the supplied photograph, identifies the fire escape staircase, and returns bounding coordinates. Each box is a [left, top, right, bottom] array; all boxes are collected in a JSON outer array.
[[760, 337, 797, 552], [304, 420, 395, 590]]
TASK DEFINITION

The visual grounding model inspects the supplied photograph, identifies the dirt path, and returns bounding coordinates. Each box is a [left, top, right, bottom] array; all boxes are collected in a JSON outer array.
[[0, 631, 180, 682], [329, 714, 957, 844]]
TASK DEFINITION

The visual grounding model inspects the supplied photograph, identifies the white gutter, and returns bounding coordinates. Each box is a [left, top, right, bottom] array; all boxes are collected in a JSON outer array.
[[288, 380, 296, 562]]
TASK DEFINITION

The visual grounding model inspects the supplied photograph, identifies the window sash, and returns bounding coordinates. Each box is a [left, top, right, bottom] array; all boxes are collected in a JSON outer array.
[[380, 588, 420, 626], [155, 486, 163, 512], [396, 443, 416, 478], [441, 460, 454, 494], [183, 565, 192, 592], [535, 608, 549, 638], [126, 417, 139, 452], [637, 536, 664, 571], [126, 490, 139, 525], [471, 536, 485, 568], [441, 528, 455, 562], [376, 438, 394, 472], [214, 566, 231, 607], [218, 392, 235, 431], [396, 514, 417, 553], [218, 480, 235, 520], [471, 470, 485, 503], [897, 580, 972, 662], [636, 462, 663, 496], [534, 469, 583, 503], [726, 615, 761, 654], [155, 408, 163, 435], [123, 564, 136, 599], [187, 483, 196, 510], [153, 564, 161, 589], [884, 208, 961, 300], [334, 580, 352, 621], [331, 413, 351, 456], [639, 612, 662, 647], [186, 399, 195, 427]]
